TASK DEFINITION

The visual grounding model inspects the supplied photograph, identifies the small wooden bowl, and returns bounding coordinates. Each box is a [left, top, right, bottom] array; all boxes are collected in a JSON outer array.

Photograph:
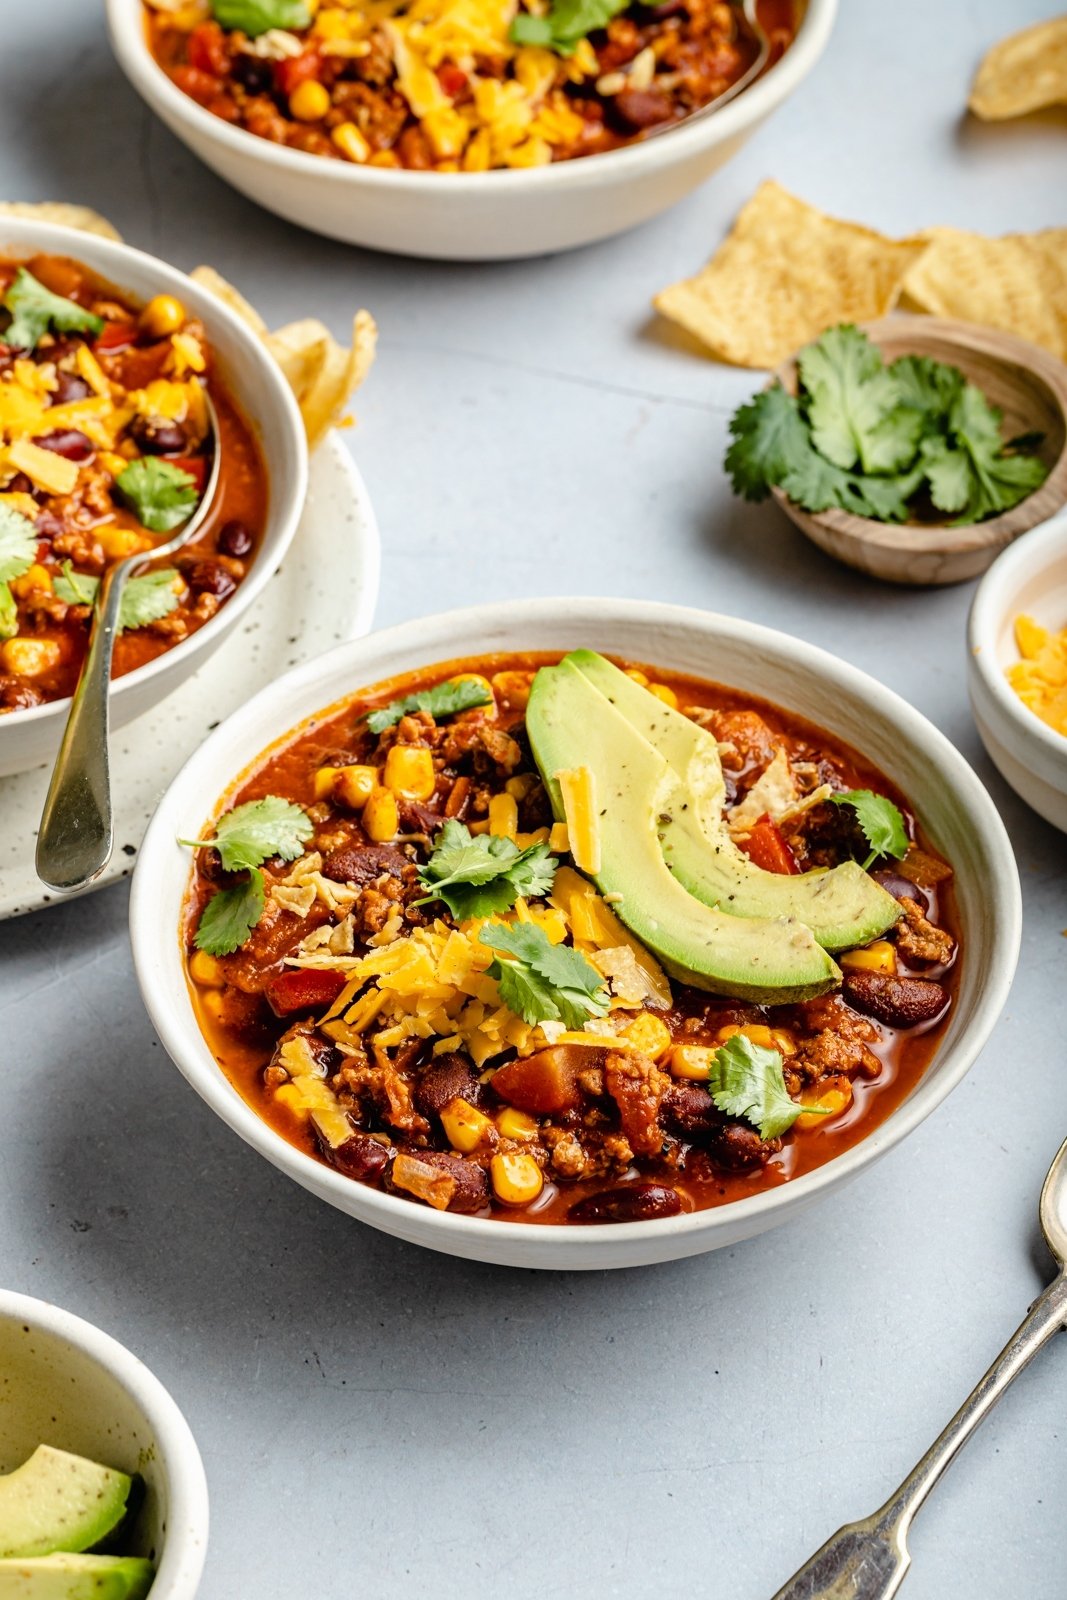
[[772, 315, 1067, 586]]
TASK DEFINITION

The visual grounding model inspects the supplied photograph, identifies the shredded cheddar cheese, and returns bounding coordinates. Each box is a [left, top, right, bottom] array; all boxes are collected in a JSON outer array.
[[556, 766, 601, 875], [1007, 613, 1067, 737]]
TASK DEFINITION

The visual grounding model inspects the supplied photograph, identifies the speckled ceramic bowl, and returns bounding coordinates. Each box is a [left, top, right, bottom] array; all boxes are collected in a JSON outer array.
[[131, 599, 1021, 1270], [0, 1290, 208, 1599], [0, 216, 307, 778]]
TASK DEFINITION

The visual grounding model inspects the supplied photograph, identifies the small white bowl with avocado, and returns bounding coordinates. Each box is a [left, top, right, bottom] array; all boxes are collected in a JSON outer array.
[[0, 1292, 208, 1598], [131, 598, 1021, 1270]]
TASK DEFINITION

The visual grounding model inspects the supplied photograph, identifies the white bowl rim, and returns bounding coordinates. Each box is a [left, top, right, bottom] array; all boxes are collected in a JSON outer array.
[[0, 1288, 209, 1600], [132, 597, 1021, 1257], [0, 214, 308, 732], [968, 513, 1067, 766], [107, 0, 836, 191]]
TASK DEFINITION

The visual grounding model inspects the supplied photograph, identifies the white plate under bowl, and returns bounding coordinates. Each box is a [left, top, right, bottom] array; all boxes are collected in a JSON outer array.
[[0, 434, 379, 919], [131, 598, 1020, 1271]]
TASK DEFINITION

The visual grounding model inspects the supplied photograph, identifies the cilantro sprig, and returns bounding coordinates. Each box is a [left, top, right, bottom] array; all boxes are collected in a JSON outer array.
[[416, 818, 557, 919], [725, 325, 1048, 526], [479, 920, 608, 1030], [830, 788, 908, 871], [509, 0, 628, 54], [54, 562, 183, 631], [708, 1033, 826, 1141], [183, 797, 314, 956], [115, 458, 200, 533], [366, 677, 492, 736], [0, 504, 37, 584], [211, 0, 312, 35], [0, 267, 103, 351]]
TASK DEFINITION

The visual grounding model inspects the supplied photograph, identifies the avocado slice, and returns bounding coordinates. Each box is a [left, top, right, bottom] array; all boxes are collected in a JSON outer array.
[[0, 1554, 154, 1599], [526, 657, 840, 1003], [566, 650, 901, 952], [0, 1448, 132, 1562]]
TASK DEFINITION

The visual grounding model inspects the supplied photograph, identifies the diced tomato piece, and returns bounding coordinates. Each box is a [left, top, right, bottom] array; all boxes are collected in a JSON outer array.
[[171, 65, 224, 106], [274, 51, 321, 98], [738, 815, 798, 875], [264, 968, 348, 1018], [187, 20, 230, 77], [93, 321, 139, 352], [436, 62, 468, 97], [168, 455, 207, 490]]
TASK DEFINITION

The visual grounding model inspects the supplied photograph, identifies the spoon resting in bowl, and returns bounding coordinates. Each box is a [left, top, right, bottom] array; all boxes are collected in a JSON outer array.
[[772, 1135, 1067, 1599], [36, 394, 221, 893]]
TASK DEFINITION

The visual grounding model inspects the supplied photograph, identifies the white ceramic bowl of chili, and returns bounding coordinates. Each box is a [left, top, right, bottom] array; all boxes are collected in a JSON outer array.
[[968, 511, 1067, 834], [0, 217, 308, 779], [131, 598, 1021, 1270], [0, 1289, 209, 1599], [106, 0, 836, 261]]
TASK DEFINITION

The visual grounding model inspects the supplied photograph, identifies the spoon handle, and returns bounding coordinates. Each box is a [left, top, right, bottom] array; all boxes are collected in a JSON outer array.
[[35, 558, 132, 891], [771, 1272, 1067, 1600]]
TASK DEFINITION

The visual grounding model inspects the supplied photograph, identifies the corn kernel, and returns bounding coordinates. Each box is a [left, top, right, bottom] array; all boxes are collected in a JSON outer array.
[[549, 822, 570, 853], [289, 78, 331, 121], [620, 1012, 672, 1061], [648, 682, 679, 708], [840, 940, 897, 975], [200, 989, 228, 1026], [368, 150, 401, 168], [491, 1150, 544, 1206], [313, 765, 339, 800], [717, 1022, 776, 1049], [496, 1107, 538, 1142], [440, 1096, 495, 1154], [625, 668, 649, 686], [336, 764, 380, 809], [0, 637, 61, 677], [383, 744, 435, 802], [10, 563, 52, 599], [331, 121, 370, 163], [515, 827, 550, 849], [488, 791, 518, 840], [141, 294, 186, 339], [98, 526, 152, 560], [99, 451, 128, 478], [363, 785, 399, 842], [669, 1045, 715, 1081], [505, 771, 537, 800], [772, 1028, 797, 1056], [189, 950, 225, 987], [796, 1084, 852, 1131], [493, 671, 533, 709]]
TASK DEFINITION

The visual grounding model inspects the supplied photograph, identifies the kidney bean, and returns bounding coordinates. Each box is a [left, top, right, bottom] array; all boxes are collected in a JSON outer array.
[[322, 844, 410, 885], [392, 1149, 489, 1213], [7, 472, 37, 497], [415, 1054, 484, 1121], [218, 518, 254, 558], [185, 560, 237, 600], [662, 1083, 721, 1140], [231, 53, 275, 94], [844, 972, 949, 1029], [612, 89, 674, 131], [708, 1123, 779, 1169], [50, 370, 92, 405], [569, 1183, 682, 1225], [872, 869, 928, 910], [129, 416, 187, 456], [398, 799, 446, 835], [30, 429, 93, 462], [325, 1132, 392, 1186]]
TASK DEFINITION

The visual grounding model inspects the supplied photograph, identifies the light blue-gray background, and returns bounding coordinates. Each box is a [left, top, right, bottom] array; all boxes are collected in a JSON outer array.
[[2, 2, 1065, 1595]]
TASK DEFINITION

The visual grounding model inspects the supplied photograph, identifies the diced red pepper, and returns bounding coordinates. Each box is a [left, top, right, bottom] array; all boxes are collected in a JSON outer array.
[[93, 321, 139, 352], [187, 20, 230, 78], [171, 65, 224, 106], [738, 814, 798, 875], [274, 51, 322, 98], [264, 967, 348, 1018], [436, 62, 468, 97], [168, 455, 207, 491]]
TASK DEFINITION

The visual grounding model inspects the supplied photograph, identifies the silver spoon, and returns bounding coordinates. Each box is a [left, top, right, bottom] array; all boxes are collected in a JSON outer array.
[[644, 0, 771, 138], [772, 1136, 1067, 1600], [36, 395, 221, 893]]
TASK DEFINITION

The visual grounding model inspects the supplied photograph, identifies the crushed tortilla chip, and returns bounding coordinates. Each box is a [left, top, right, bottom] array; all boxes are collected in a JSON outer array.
[[0, 201, 122, 241], [969, 17, 1067, 121], [901, 225, 1067, 362], [653, 182, 928, 368]]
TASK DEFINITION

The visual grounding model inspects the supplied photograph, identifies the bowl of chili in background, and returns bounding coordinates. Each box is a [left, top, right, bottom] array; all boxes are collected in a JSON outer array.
[[107, 0, 835, 260], [130, 598, 1020, 1270], [0, 218, 307, 777]]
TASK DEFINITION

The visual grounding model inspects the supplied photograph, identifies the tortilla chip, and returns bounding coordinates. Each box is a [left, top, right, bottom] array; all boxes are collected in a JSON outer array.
[[0, 202, 122, 241], [653, 182, 928, 368], [903, 225, 1067, 362], [191, 268, 377, 449], [969, 17, 1067, 120]]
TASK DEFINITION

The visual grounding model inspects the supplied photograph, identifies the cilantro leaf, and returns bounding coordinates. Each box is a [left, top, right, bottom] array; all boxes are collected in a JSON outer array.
[[830, 788, 908, 870], [0, 503, 37, 583], [708, 1033, 820, 1140], [479, 920, 608, 1030], [0, 583, 17, 641], [181, 796, 313, 872], [799, 325, 904, 473], [194, 867, 266, 956], [115, 458, 199, 533], [930, 384, 1048, 524], [54, 562, 182, 631], [0, 267, 103, 351], [724, 384, 812, 502], [416, 818, 557, 920], [366, 677, 492, 736], [211, 0, 312, 35], [888, 354, 965, 420], [509, 0, 628, 53]]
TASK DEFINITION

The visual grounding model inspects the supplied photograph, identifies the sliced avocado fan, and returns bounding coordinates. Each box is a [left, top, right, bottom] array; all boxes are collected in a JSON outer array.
[[0, 1553, 155, 1600], [526, 657, 840, 1004], [564, 650, 900, 952], [0, 1447, 132, 1562]]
